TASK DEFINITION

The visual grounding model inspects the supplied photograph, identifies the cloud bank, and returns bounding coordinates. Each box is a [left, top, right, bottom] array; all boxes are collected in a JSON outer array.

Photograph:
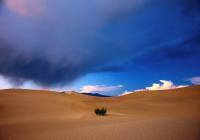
[[0, 74, 41, 89], [0, 75, 12, 89], [81, 85, 123, 93], [145, 80, 188, 91], [189, 77, 200, 85], [120, 80, 188, 96], [0, 0, 147, 87]]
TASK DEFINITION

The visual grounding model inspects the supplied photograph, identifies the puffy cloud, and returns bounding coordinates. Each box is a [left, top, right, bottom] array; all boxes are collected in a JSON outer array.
[[189, 76, 200, 85], [119, 80, 188, 96], [81, 85, 123, 93], [146, 80, 188, 91]]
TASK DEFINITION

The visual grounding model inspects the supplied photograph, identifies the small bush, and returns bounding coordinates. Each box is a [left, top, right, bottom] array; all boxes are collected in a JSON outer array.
[[94, 108, 107, 116]]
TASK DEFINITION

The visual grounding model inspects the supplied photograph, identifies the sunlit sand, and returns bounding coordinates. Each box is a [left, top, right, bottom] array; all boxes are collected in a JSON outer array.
[[0, 86, 200, 140]]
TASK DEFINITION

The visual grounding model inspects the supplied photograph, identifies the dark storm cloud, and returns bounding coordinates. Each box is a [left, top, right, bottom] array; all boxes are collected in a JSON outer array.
[[0, 0, 200, 87], [0, 0, 3, 8], [0, 44, 87, 86], [182, 0, 200, 16], [164, 34, 200, 60], [94, 65, 126, 73], [159, 34, 200, 61], [0, 0, 147, 86], [0, 45, 79, 85], [130, 33, 200, 67]]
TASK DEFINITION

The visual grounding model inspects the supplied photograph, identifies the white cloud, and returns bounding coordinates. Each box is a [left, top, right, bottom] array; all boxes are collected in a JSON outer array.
[[119, 89, 145, 96], [119, 90, 133, 96], [189, 76, 200, 85], [0, 74, 42, 90], [134, 89, 146, 92], [119, 80, 188, 96], [20, 80, 41, 89], [146, 80, 173, 90], [146, 80, 188, 91], [0, 75, 12, 89], [80, 85, 123, 93]]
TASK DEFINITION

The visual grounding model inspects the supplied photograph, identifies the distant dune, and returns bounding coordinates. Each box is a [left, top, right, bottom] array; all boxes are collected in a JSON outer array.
[[0, 86, 200, 140]]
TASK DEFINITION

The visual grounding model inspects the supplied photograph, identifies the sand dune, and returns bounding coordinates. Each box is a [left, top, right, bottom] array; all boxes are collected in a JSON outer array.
[[0, 86, 200, 140]]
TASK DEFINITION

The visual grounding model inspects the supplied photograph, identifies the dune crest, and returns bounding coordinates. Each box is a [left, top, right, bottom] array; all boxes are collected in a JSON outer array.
[[0, 86, 200, 140]]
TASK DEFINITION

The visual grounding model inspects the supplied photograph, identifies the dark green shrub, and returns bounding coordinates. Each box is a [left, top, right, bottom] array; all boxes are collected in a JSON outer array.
[[94, 108, 107, 116]]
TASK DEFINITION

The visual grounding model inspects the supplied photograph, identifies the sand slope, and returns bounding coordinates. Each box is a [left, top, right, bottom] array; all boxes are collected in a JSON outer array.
[[0, 86, 200, 140]]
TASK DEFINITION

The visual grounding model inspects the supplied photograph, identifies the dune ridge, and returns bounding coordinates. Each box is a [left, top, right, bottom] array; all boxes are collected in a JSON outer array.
[[0, 86, 200, 140]]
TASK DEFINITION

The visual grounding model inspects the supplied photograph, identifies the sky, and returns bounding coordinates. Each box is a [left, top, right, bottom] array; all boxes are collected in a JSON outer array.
[[0, 0, 200, 96]]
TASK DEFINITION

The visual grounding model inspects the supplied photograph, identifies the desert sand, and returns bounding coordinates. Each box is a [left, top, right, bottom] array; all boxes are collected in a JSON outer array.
[[0, 86, 200, 140]]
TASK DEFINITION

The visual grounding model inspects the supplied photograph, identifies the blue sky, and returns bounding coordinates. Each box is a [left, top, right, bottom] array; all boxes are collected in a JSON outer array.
[[0, 0, 200, 95]]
